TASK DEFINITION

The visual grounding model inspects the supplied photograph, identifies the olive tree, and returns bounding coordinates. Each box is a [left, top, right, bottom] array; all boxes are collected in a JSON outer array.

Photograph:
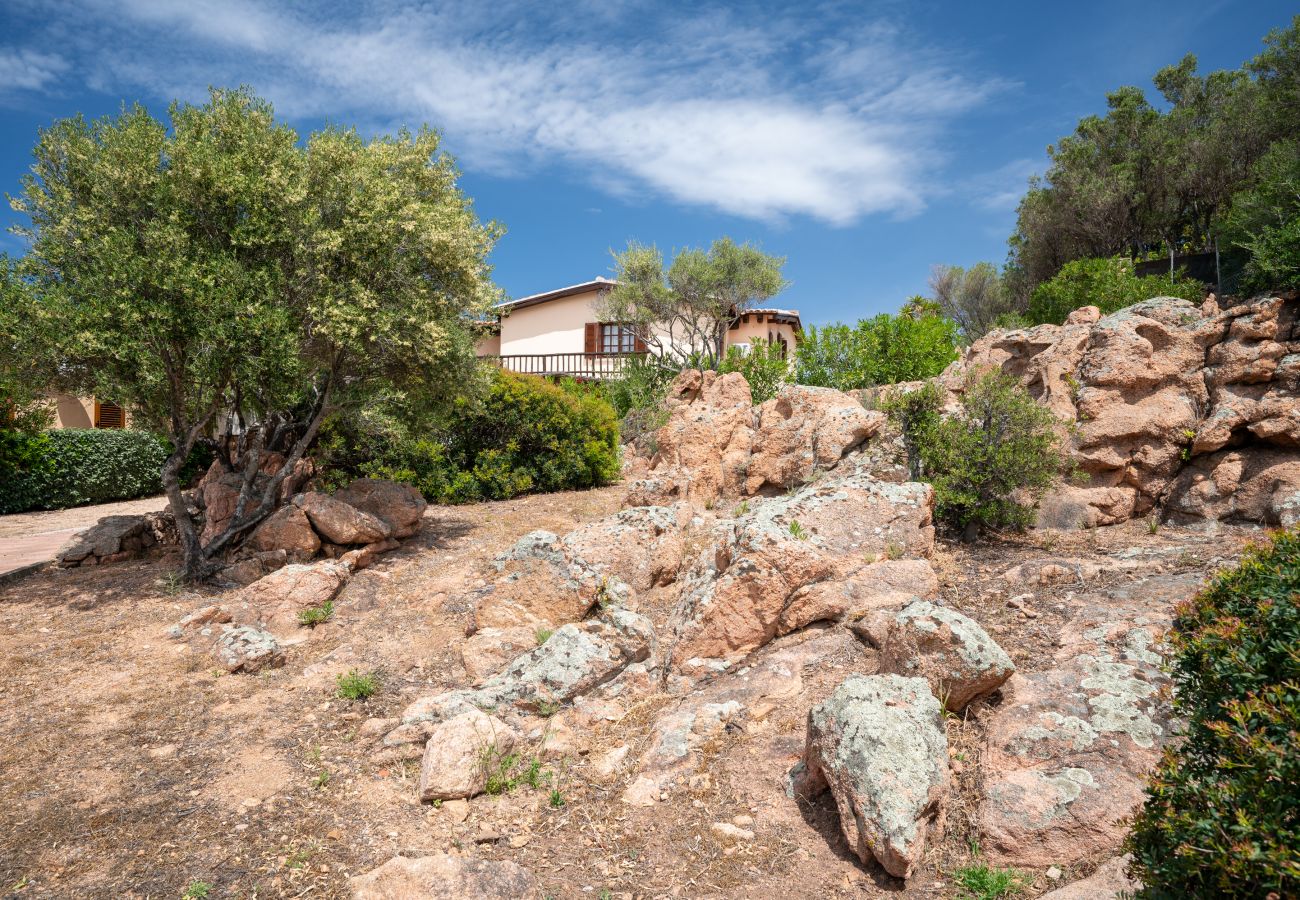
[[599, 238, 787, 370], [8, 89, 500, 579]]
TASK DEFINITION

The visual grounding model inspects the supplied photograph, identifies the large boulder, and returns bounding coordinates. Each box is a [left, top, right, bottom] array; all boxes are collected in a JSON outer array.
[[976, 575, 1187, 866], [744, 385, 884, 494], [248, 504, 321, 558], [333, 478, 427, 539], [350, 853, 540, 899], [560, 504, 692, 591], [796, 674, 949, 879], [226, 560, 350, 637], [1165, 447, 1300, 526], [293, 492, 393, 545], [876, 600, 1014, 712], [469, 607, 654, 713], [473, 530, 632, 630]]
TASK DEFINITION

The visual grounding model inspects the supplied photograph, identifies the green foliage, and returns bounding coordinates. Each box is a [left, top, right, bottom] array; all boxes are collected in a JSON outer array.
[[718, 337, 789, 402], [1026, 257, 1204, 325], [318, 368, 619, 505], [335, 669, 378, 701], [889, 372, 1065, 536], [534, 627, 554, 645], [953, 861, 1030, 899], [1008, 17, 1300, 296], [602, 238, 788, 369], [549, 788, 565, 808], [1126, 527, 1300, 898], [297, 600, 334, 628], [1223, 139, 1300, 291], [928, 264, 1020, 340], [795, 307, 959, 391], [181, 883, 214, 899], [880, 381, 945, 481], [0, 429, 170, 514], [788, 520, 807, 540], [5, 87, 498, 577]]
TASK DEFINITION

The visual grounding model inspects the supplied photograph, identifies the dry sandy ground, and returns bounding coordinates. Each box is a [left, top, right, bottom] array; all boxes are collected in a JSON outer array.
[[0, 485, 1262, 899]]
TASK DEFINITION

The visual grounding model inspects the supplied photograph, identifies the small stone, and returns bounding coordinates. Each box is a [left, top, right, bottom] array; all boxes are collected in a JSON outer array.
[[148, 744, 178, 760], [474, 828, 501, 843], [509, 835, 531, 849], [732, 814, 754, 828], [1046, 866, 1063, 881], [441, 799, 470, 823], [710, 822, 754, 843]]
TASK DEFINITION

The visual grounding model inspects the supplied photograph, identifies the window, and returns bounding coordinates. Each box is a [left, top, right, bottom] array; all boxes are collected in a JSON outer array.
[[95, 401, 125, 429], [601, 323, 637, 354]]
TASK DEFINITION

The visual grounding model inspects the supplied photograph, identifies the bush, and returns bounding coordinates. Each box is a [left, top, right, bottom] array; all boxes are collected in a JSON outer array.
[[1126, 527, 1300, 898], [718, 337, 789, 403], [887, 371, 1065, 539], [320, 369, 621, 505], [1026, 256, 1205, 326], [1225, 139, 1300, 292], [0, 428, 170, 514], [796, 309, 960, 392]]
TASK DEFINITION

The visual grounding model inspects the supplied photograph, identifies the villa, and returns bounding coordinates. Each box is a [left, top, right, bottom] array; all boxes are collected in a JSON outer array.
[[475, 277, 802, 379]]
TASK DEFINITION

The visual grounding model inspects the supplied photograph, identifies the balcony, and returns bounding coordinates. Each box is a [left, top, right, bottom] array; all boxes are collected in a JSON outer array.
[[479, 352, 646, 380]]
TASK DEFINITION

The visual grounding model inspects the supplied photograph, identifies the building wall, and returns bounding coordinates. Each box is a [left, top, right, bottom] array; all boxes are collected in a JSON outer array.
[[494, 290, 800, 359], [726, 314, 800, 355], [475, 332, 501, 356], [498, 289, 604, 356], [48, 393, 130, 429]]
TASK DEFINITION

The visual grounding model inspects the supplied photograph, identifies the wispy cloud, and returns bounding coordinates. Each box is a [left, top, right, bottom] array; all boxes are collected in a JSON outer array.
[[966, 158, 1042, 213], [0, 47, 68, 93], [12, 1, 1010, 225]]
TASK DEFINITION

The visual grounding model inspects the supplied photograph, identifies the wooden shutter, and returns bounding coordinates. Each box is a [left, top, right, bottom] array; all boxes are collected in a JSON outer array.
[[633, 330, 647, 353], [96, 401, 125, 429], [584, 322, 599, 354]]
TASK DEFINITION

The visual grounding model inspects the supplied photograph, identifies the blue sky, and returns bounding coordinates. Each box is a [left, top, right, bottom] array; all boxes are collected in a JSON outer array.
[[0, 1, 1294, 326]]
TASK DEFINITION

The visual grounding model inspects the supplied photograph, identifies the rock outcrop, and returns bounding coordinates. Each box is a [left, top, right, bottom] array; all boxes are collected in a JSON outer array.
[[57, 511, 174, 567], [976, 574, 1187, 866], [667, 463, 935, 673], [942, 294, 1300, 527], [625, 370, 883, 507], [795, 674, 949, 879]]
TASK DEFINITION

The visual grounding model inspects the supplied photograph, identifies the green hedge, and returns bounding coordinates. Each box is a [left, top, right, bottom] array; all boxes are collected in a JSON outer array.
[[1126, 527, 1300, 897], [0, 429, 170, 514], [1025, 256, 1205, 326], [323, 369, 621, 505]]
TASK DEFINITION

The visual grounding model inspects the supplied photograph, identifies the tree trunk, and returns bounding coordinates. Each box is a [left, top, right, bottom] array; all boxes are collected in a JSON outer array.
[[161, 447, 216, 582]]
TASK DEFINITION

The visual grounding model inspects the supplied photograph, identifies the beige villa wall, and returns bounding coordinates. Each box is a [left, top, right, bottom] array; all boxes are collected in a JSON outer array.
[[475, 332, 501, 356], [498, 289, 604, 356], [52, 394, 95, 429], [727, 317, 799, 353], [494, 289, 800, 359]]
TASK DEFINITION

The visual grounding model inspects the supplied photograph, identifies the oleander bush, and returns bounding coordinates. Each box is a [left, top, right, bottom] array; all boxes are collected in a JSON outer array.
[[0, 428, 170, 514], [1126, 527, 1300, 898]]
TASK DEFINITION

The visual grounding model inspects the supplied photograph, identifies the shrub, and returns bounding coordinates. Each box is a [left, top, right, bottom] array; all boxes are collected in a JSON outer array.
[[335, 669, 379, 701], [1224, 139, 1300, 292], [1026, 256, 1204, 326], [0, 428, 170, 514], [795, 308, 960, 392], [318, 368, 621, 505], [889, 371, 1065, 539], [718, 337, 789, 403], [1125, 527, 1300, 898]]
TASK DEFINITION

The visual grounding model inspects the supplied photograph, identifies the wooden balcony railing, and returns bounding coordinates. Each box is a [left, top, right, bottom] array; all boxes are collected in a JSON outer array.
[[479, 352, 646, 380]]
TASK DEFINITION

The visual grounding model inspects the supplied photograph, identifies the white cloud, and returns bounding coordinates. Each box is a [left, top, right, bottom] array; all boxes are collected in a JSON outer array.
[[966, 158, 1042, 212], [27, 1, 1008, 225], [0, 47, 68, 92]]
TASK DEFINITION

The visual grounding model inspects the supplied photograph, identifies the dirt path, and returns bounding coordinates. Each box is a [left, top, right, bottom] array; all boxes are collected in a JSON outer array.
[[0, 496, 169, 578]]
